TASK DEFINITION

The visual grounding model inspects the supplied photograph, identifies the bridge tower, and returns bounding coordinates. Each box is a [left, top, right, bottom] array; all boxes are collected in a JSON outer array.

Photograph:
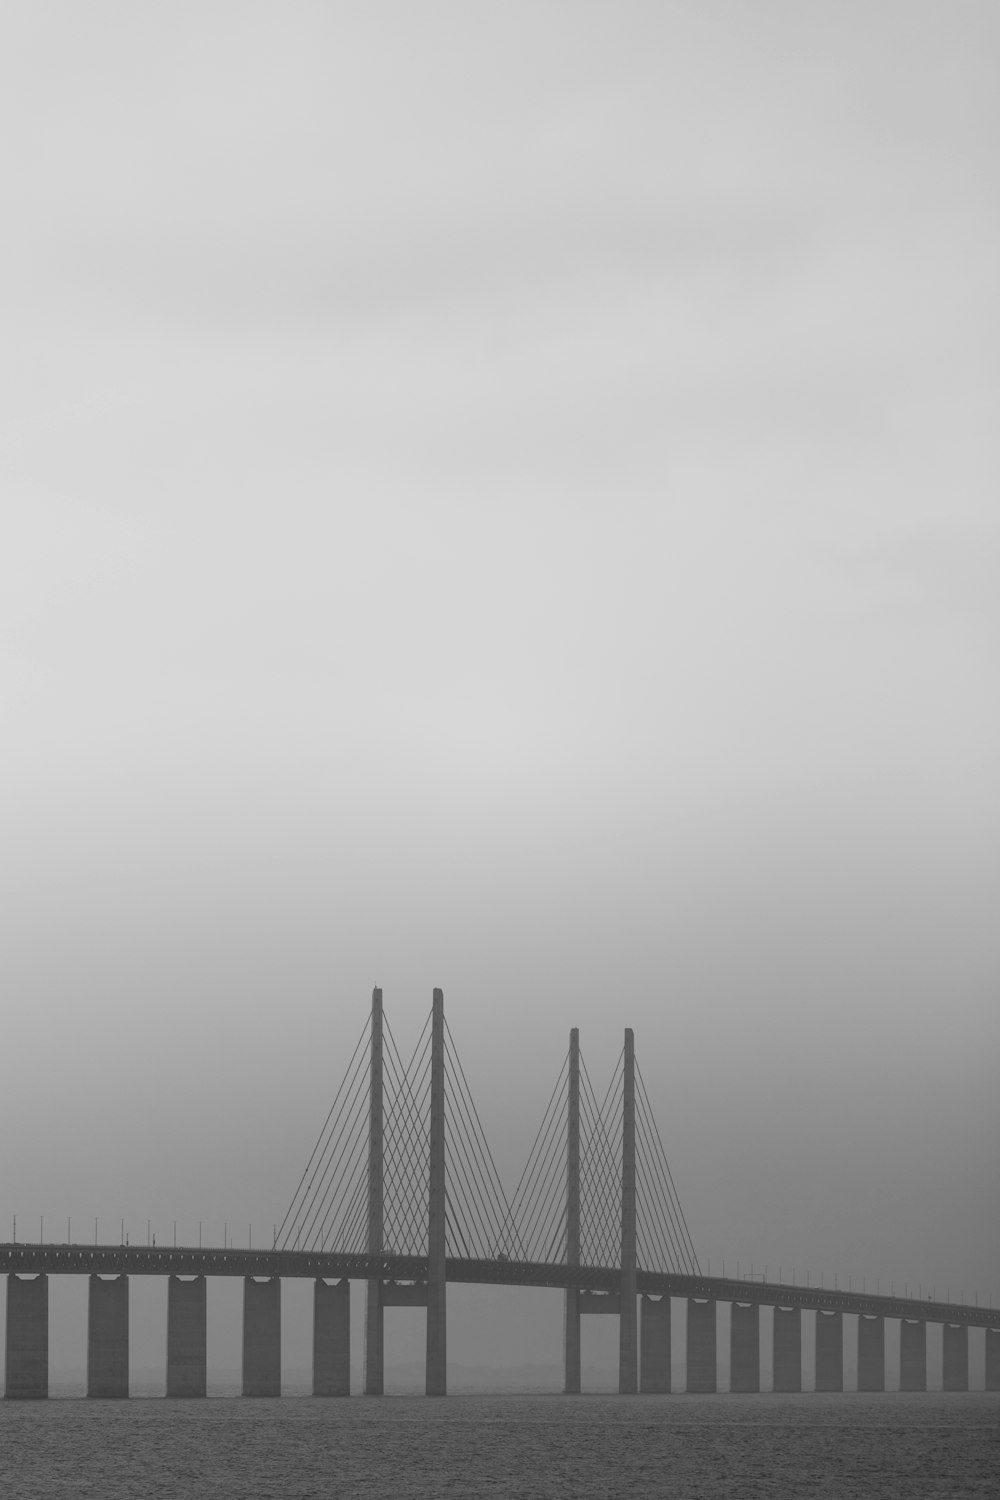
[[561, 1027, 639, 1393], [362, 985, 448, 1396], [564, 1028, 581, 1392], [517, 1022, 696, 1394], [619, 1027, 637, 1392], [363, 987, 384, 1395], [426, 988, 447, 1395], [282, 983, 522, 1395]]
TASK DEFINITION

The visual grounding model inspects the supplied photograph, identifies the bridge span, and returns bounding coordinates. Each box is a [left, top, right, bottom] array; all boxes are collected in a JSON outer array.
[[0, 1243, 992, 1329], [5, 989, 998, 1398], [3, 1244, 996, 1399]]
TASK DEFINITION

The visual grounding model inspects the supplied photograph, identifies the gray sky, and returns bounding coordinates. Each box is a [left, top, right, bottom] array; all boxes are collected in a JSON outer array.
[[2, 2, 998, 1378]]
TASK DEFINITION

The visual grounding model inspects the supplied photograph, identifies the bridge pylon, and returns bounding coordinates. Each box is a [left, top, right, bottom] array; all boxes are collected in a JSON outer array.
[[426, 989, 447, 1395], [619, 1026, 637, 1393], [573, 1027, 638, 1393], [363, 986, 447, 1395], [282, 994, 706, 1396], [562, 1026, 638, 1393], [363, 986, 384, 1395], [518, 1022, 698, 1393], [564, 1028, 581, 1393]]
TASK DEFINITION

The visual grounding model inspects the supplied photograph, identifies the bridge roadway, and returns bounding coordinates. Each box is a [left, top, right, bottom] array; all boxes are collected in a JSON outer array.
[[1, 1244, 991, 1330]]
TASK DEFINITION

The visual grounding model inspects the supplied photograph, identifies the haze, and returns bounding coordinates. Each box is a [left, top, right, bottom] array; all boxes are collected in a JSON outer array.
[[1, 2, 997, 1382]]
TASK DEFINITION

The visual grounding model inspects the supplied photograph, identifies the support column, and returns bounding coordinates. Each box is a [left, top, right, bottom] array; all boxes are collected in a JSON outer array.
[[942, 1323, 968, 1391], [564, 1026, 581, 1395], [686, 1298, 716, 1392], [313, 1279, 350, 1396], [426, 987, 447, 1396], [772, 1306, 801, 1392], [242, 1277, 280, 1397], [619, 1027, 637, 1394], [815, 1309, 843, 1392], [730, 1301, 760, 1392], [166, 1276, 206, 1397], [640, 1295, 671, 1393], [364, 986, 384, 1396], [857, 1314, 884, 1392], [5, 1274, 48, 1399], [985, 1327, 1000, 1391], [899, 1318, 926, 1391], [87, 1274, 129, 1398]]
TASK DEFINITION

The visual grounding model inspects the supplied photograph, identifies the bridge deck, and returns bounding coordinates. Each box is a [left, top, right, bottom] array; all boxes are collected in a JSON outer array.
[[0, 1246, 993, 1329]]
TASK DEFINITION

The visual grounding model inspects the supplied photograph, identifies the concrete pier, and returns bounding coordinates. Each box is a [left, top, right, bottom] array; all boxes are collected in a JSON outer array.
[[88, 1274, 129, 1398], [313, 1279, 350, 1396], [942, 1323, 968, 1391], [899, 1318, 926, 1391], [985, 1327, 1000, 1391], [364, 1280, 383, 1395], [856, 1314, 884, 1392], [5, 1274, 48, 1399], [365, 986, 385, 1396], [564, 1288, 581, 1394], [815, 1309, 843, 1391], [730, 1301, 760, 1392], [772, 1306, 802, 1392], [426, 988, 447, 1396], [640, 1295, 671, 1393], [166, 1275, 206, 1397], [686, 1298, 716, 1393], [242, 1277, 280, 1397], [564, 1027, 581, 1395], [619, 1027, 638, 1394]]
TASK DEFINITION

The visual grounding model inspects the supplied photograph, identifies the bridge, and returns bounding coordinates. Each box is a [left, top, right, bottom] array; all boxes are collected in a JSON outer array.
[[3, 988, 998, 1398]]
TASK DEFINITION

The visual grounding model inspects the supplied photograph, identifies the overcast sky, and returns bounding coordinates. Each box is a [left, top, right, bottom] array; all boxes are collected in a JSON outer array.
[[2, 2, 998, 1381]]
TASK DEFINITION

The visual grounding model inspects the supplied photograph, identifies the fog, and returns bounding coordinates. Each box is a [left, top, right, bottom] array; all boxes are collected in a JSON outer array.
[[2, 2, 997, 1380]]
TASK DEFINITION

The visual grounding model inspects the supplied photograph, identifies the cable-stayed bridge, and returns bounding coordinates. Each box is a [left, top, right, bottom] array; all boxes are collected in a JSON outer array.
[[3, 988, 997, 1398]]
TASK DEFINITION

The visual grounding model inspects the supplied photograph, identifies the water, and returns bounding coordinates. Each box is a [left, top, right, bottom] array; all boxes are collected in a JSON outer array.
[[2, 1394, 997, 1498]]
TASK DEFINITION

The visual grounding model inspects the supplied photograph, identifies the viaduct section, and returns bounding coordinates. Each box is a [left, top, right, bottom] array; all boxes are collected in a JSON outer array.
[[4, 989, 998, 1398]]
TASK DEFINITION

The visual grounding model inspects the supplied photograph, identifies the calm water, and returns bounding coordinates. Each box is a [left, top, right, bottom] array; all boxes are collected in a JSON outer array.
[[1, 1394, 997, 1499]]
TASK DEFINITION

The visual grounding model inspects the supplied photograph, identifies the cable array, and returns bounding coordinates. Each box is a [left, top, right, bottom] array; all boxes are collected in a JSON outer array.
[[443, 1020, 522, 1259], [279, 1006, 699, 1273], [635, 1060, 700, 1275], [509, 1052, 569, 1264], [509, 1046, 701, 1274], [276, 1015, 371, 1252], [580, 1049, 624, 1267], [381, 1014, 431, 1254]]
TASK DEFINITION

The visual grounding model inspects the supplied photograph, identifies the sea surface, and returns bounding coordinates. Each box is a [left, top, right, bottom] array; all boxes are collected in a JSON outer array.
[[1, 1393, 997, 1499]]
